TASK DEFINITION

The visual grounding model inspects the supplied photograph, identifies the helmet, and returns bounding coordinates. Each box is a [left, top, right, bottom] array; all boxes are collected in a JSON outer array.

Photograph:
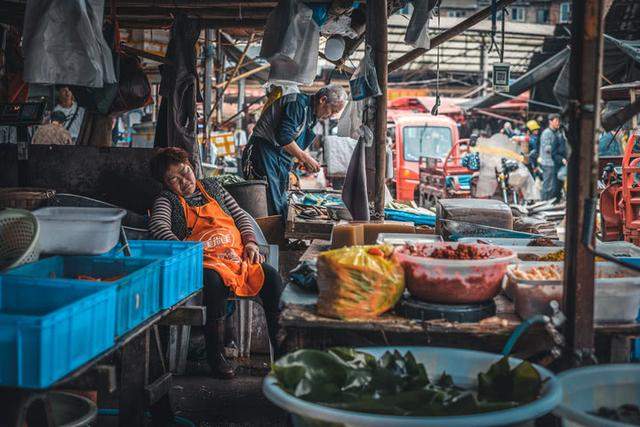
[[526, 120, 540, 132]]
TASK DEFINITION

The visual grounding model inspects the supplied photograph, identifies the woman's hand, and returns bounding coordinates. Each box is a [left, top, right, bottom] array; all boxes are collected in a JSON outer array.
[[243, 242, 265, 264]]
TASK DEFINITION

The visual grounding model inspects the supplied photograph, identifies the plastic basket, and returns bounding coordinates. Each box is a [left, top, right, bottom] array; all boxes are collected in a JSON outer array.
[[0, 276, 116, 388], [107, 241, 203, 308], [0, 208, 40, 271], [5, 256, 162, 336]]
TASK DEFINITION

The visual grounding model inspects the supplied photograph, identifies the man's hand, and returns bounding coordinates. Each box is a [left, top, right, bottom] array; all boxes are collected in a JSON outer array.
[[243, 242, 265, 265], [302, 154, 321, 173]]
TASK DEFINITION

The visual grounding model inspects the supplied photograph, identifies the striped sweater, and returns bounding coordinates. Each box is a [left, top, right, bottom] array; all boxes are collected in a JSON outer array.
[[149, 178, 257, 245]]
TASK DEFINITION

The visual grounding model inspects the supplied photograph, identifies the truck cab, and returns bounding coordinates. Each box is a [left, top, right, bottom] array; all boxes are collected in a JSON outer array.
[[389, 113, 460, 201]]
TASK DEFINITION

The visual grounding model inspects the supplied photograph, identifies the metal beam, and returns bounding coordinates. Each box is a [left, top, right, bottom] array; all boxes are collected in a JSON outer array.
[[562, 0, 606, 366], [388, 0, 518, 73]]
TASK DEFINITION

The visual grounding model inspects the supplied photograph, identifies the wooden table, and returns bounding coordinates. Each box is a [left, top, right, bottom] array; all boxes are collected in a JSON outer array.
[[279, 241, 640, 363], [0, 291, 205, 427]]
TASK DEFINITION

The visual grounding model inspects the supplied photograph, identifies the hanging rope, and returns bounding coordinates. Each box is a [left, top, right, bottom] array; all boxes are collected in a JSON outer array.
[[500, 6, 506, 63], [431, 2, 442, 116]]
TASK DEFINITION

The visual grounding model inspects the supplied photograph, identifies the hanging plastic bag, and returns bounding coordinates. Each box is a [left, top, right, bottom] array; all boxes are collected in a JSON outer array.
[[260, 0, 320, 85], [336, 99, 364, 139], [317, 245, 405, 319], [22, 0, 116, 88], [349, 45, 381, 101], [321, 15, 358, 39], [72, 20, 152, 114], [404, 0, 439, 49]]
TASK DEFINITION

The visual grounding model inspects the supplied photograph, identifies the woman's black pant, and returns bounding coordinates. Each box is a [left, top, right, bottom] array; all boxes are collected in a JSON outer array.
[[203, 263, 284, 320]]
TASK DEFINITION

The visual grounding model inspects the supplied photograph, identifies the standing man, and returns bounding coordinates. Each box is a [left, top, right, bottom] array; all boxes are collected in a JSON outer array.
[[242, 85, 348, 217], [53, 86, 85, 143], [539, 113, 566, 201]]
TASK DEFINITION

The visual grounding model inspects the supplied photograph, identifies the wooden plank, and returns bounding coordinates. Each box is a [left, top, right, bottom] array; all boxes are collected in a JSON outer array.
[[159, 306, 206, 326], [145, 373, 173, 406]]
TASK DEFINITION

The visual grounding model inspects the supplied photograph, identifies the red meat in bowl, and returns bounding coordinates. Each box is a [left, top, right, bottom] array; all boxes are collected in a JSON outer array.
[[394, 243, 516, 304]]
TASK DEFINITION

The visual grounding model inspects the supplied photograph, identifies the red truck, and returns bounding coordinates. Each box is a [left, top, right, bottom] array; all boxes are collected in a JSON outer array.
[[388, 111, 462, 202]]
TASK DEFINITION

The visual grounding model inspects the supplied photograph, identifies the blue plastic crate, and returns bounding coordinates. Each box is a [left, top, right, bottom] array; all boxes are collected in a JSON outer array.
[[0, 276, 116, 388], [107, 241, 203, 308], [5, 256, 162, 336]]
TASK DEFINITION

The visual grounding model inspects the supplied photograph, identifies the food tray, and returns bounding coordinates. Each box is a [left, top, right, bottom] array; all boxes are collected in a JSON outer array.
[[33, 207, 126, 255], [507, 262, 640, 322], [511, 247, 565, 262], [376, 233, 443, 245], [5, 256, 161, 336], [394, 243, 516, 304], [457, 237, 563, 247], [0, 276, 116, 388], [106, 241, 203, 308]]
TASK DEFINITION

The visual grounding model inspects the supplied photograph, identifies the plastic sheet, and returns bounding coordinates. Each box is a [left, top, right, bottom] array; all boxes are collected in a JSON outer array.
[[22, 0, 116, 88], [404, 0, 439, 49], [317, 245, 405, 319], [324, 135, 357, 176], [336, 99, 364, 140], [260, 0, 320, 85], [321, 15, 358, 39]]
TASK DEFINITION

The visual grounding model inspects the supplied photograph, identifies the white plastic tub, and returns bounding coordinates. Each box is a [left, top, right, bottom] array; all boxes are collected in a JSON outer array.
[[507, 262, 640, 322], [376, 233, 443, 245], [263, 346, 562, 427], [394, 243, 516, 303], [34, 207, 126, 255], [457, 237, 563, 247], [554, 364, 640, 427]]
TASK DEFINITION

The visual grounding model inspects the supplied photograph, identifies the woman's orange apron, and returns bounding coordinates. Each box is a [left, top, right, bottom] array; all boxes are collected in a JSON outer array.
[[179, 181, 264, 297]]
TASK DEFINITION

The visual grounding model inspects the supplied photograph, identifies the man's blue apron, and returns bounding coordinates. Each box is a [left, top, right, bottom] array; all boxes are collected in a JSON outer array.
[[242, 93, 313, 218]]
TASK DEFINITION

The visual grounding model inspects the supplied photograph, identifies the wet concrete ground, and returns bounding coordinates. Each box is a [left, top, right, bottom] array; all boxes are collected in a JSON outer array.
[[171, 357, 289, 427]]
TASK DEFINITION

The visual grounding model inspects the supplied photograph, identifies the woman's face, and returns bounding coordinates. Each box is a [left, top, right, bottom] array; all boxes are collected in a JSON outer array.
[[164, 162, 196, 196]]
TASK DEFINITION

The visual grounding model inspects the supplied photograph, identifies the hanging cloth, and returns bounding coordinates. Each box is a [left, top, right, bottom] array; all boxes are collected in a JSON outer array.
[[179, 181, 264, 297], [154, 13, 203, 178]]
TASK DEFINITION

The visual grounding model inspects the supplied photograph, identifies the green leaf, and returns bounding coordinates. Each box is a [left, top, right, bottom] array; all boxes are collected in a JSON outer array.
[[511, 361, 542, 403]]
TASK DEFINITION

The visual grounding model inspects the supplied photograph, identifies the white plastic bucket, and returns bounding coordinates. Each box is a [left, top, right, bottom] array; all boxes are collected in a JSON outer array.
[[554, 364, 640, 427]]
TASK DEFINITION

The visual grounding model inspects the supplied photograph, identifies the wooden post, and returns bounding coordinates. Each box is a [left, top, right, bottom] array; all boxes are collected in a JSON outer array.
[[562, 0, 606, 365], [215, 30, 226, 127], [366, 0, 388, 217]]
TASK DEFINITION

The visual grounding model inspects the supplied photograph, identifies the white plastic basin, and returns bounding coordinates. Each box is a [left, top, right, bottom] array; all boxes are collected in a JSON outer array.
[[554, 364, 640, 427], [34, 207, 126, 255], [263, 346, 562, 427]]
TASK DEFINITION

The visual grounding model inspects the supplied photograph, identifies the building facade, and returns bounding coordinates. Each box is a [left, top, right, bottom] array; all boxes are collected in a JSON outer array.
[[439, 0, 572, 25]]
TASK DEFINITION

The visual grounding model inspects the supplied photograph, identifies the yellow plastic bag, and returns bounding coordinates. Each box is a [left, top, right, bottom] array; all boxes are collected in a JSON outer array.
[[316, 245, 405, 319]]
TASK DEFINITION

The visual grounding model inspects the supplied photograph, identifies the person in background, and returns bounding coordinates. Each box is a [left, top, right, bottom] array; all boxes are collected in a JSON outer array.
[[525, 119, 541, 175], [53, 86, 85, 143], [598, 129, 622, 156], [539, 113, 566, 201], [148, 148, 284, 379], [501, 121, 514, 138], [242, 85, 348, 217], [32, 111, 73, 145]]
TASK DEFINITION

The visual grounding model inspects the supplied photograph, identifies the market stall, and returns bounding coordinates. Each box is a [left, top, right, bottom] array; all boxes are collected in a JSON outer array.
[[279, 239, 640, 364]]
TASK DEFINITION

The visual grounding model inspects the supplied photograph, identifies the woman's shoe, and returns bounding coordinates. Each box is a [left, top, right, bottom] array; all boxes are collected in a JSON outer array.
[[204, 318, 236, 379]]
